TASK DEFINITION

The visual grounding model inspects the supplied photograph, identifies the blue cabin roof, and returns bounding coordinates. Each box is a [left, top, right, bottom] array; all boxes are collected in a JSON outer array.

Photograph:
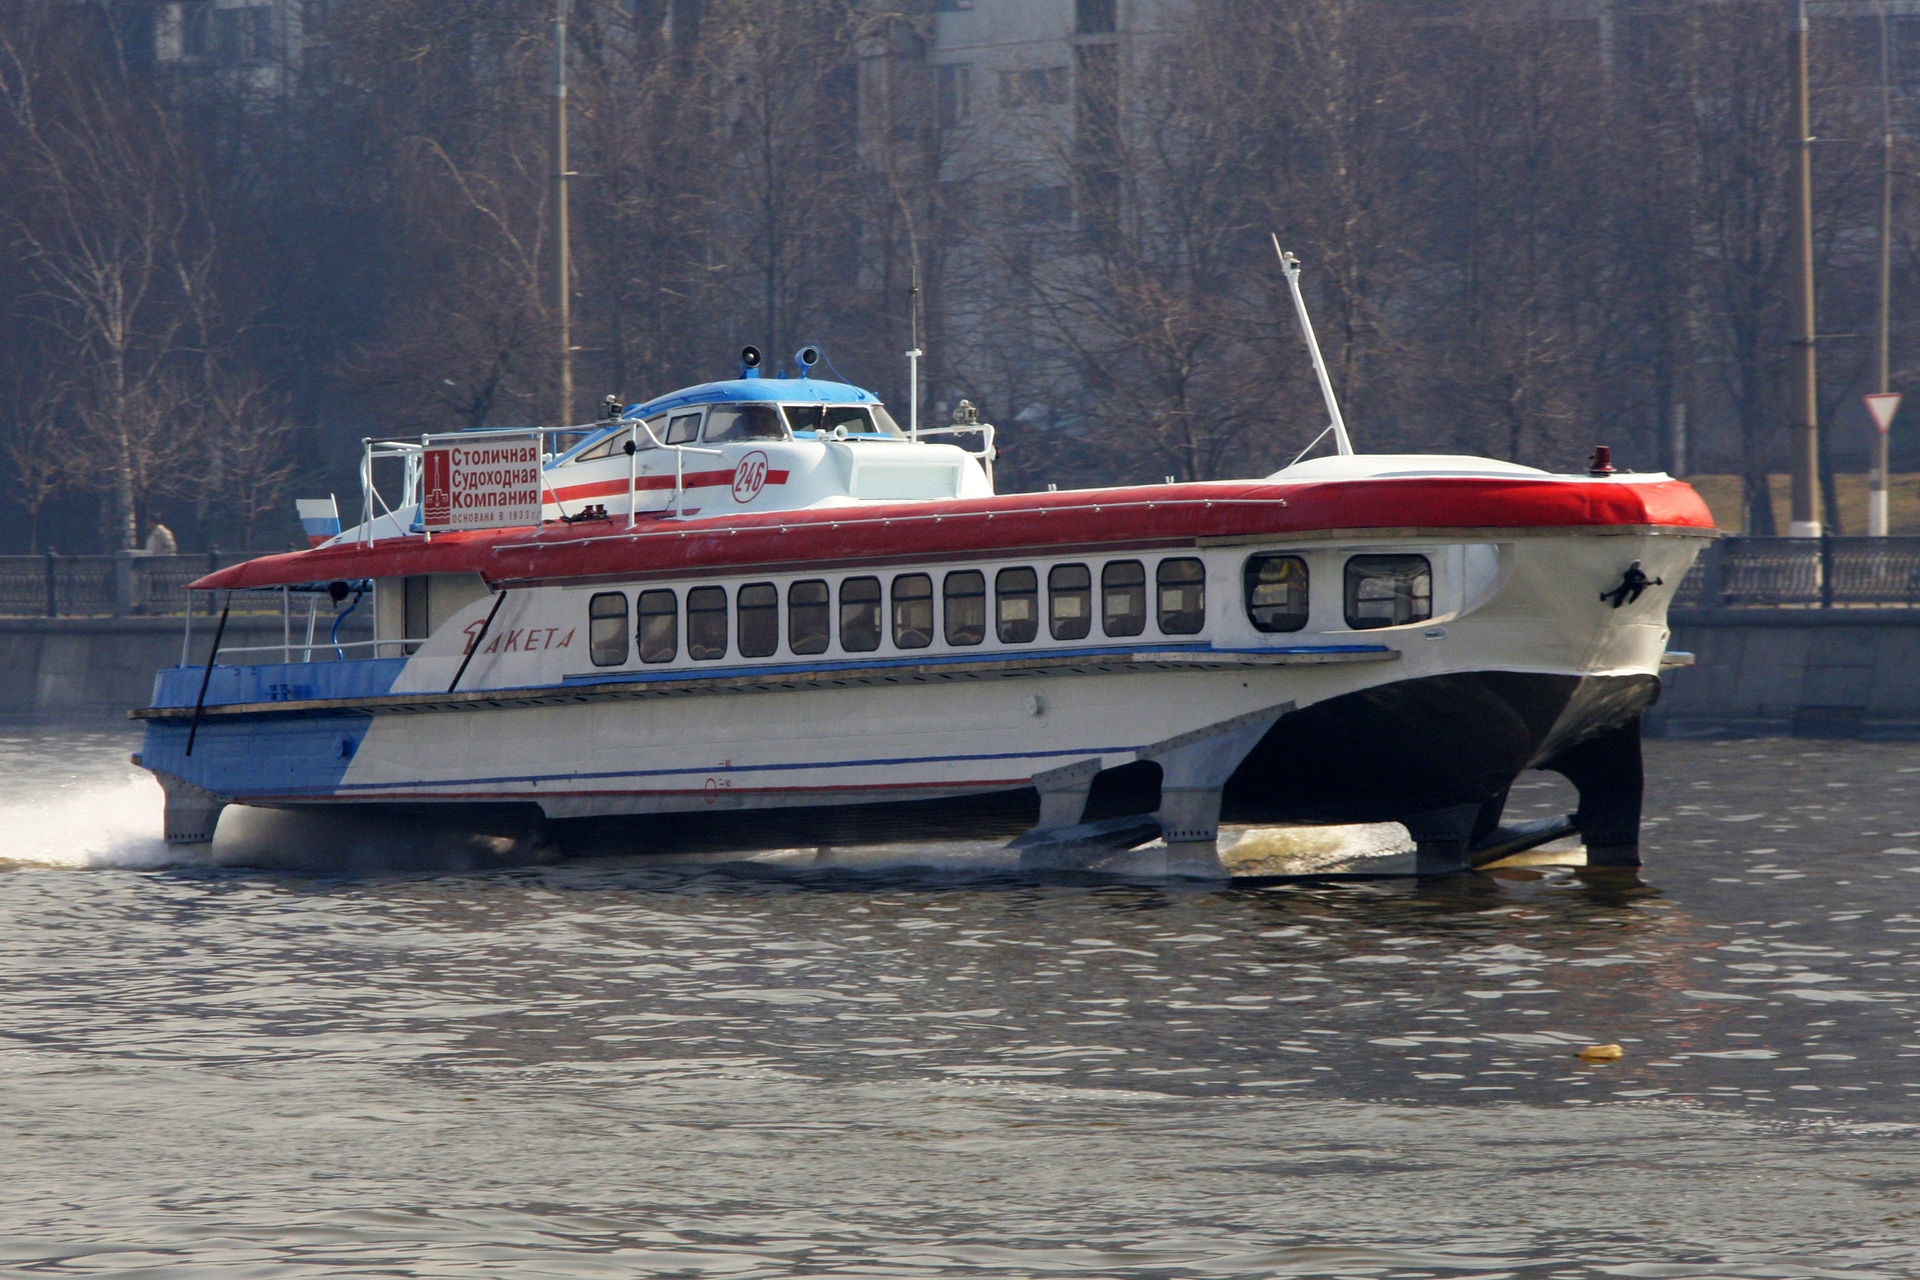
[[622, 376, 879, 421]]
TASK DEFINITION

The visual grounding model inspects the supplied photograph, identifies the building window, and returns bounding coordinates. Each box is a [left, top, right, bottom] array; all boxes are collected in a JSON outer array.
[[1345, 555, 1432, 630], [1075, 0, 1117, 35], [840, 577, 883, 652], [738, 582, 779, 657], [789, 580, 830, 655], [687, 586, 728, 660], [638, 589, 678, 663], [1245, 555, 1310, 633], [996, 567, 1038, 643], [1157, 558, 1206, 634], [999, 66, 1069, 109], [937, 63, 972, 129], [1049, 563, 1092, 640], [944, 570, 986, 646], [589, 593, 629, 666], [892, 574, 934, 649], [1101, 560, 1145, 637]]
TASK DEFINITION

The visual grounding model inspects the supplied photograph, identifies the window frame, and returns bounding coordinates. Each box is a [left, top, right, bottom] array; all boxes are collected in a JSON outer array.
[[839, 576, 883, 653], [1049, 563, 1093, 641], [1344, 554, 1434, 631], [1101, 560, 1146, 637], [663, 409, 704, 445], [686, 585, 729, 661], [788, 579, 831, 655], [637, 589, 678, 664], [1244, 554, 1310, 634], [588, 592, 629, 667], [1156, 558, 1207, 635], [996, 567, 1039, 644], [737, 582, 780, 658], [891, 573, 934, 650], [944, 570, 987, 646]]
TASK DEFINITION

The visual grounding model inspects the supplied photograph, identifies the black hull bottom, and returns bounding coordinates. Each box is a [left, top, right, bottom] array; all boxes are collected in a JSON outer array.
[[220, 671, 1657, 869]]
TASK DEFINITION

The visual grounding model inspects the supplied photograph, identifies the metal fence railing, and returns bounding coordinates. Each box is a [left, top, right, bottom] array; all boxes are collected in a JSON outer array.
[[0, 553, 274, 617], [1672, 537, 1920, 608]]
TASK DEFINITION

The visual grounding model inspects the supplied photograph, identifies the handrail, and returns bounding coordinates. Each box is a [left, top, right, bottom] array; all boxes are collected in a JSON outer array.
[[214, 636, 423, 663], [909, 422, 997, 488]]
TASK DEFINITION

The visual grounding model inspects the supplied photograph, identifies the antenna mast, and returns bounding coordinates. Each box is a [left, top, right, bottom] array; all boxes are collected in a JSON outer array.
[[552, 0, 573, 429], [1272, 236, 1355, 456], [907, 263, 922, 442]]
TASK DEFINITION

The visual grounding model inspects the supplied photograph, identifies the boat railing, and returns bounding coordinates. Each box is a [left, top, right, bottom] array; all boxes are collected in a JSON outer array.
[[216, 637, 424, 664], [911, 422, 997, 487]]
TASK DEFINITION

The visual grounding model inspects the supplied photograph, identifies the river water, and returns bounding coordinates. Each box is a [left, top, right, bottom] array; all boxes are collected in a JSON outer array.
[[4, 724, 1920, 1277]]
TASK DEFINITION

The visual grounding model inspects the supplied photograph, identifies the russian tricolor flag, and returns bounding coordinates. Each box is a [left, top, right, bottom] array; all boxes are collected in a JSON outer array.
[[297, 497, 340, 548]]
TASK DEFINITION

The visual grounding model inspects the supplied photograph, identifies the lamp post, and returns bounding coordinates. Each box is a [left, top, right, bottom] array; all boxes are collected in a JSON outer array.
[[1871, 0, 1897, 537], [1788, 0, 1823, 537]]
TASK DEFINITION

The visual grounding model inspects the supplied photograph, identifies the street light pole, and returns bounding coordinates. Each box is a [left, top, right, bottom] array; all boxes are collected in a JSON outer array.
[[1872, 0, 1896, 537], [552, 0, 573, 429], [1788, 0, 1823, 537]]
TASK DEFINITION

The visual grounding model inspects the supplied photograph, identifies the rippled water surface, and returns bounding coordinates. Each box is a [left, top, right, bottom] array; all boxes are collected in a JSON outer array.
[[5, 726, 1920, 1277]]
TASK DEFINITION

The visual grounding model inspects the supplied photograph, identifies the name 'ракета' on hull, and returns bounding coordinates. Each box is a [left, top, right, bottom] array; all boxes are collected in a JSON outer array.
[[132, 316, 1715, 878]]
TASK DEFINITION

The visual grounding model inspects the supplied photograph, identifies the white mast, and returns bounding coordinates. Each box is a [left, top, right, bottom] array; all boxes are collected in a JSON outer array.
[[1273, 236, 1355, 457]]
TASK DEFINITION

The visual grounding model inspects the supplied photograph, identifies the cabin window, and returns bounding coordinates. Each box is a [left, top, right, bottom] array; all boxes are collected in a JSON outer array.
[[687, 586, 728, 660], [738, 583, 779, 657], [704, 403, 788, 443], [996, 567, 1038, 643], [944, 570, 986, 646], [789, 580, 830, 655], [1345, 555, 1432, 630], [892, 574, 934, 649], [664, 411, 703, 445], [840, 576, 883, 652], [589, 593, 629, 666], [1157, 558, 1207, 634], [783, 404, 902, 438], [1049, 564, 1092, 640], [638, 589, 678, 663], [573, 434, 618, 463], [1101, 560, 1146, 637], [1245, 555, 1310, 633]]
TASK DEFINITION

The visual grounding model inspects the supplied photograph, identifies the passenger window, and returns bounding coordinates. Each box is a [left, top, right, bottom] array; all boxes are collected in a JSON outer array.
[[996, 567, 1038, 643], [687, 586, 728, 660], [789, 580, 830, 655], [589, 592, 629, 666], [1345, 555, 1432, 629], [944, 570, 986, 646], [664, 411, 702, 445], [1245, 554, 1310, 633], [738, 582, 779, 657], [892, 574, 933, 649], [638, 589, 678, 663], [1049, 563, 1092, 640], [704, 403, 788, 442], [1157, 558, 1206, 634], [1101, 560, 1145, 637], [840, 577, 882, 652]]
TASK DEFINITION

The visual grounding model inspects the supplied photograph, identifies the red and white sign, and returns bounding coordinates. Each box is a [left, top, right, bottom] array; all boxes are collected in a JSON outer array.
[[732, 450, 770, 503], [421, 436, 543, 531], [1867, 392, 1903, 435]]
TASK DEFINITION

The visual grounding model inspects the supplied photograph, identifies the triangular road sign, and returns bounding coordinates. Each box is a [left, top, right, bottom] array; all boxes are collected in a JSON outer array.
[[1866, 391, 1903, 433]]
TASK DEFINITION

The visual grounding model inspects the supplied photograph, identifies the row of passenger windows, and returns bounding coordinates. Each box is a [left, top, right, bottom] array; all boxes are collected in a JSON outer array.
[[587, 558, 1207, 667], [584, 553, 1435, 668], [570, 403, 901, 461]]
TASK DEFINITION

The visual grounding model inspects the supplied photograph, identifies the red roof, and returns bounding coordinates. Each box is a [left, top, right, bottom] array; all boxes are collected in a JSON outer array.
[[195, 476, 1716, 592]]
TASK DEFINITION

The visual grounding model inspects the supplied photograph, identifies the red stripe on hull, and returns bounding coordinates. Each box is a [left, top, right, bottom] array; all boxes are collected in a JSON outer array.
[[196, 477, 1716, 592]]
